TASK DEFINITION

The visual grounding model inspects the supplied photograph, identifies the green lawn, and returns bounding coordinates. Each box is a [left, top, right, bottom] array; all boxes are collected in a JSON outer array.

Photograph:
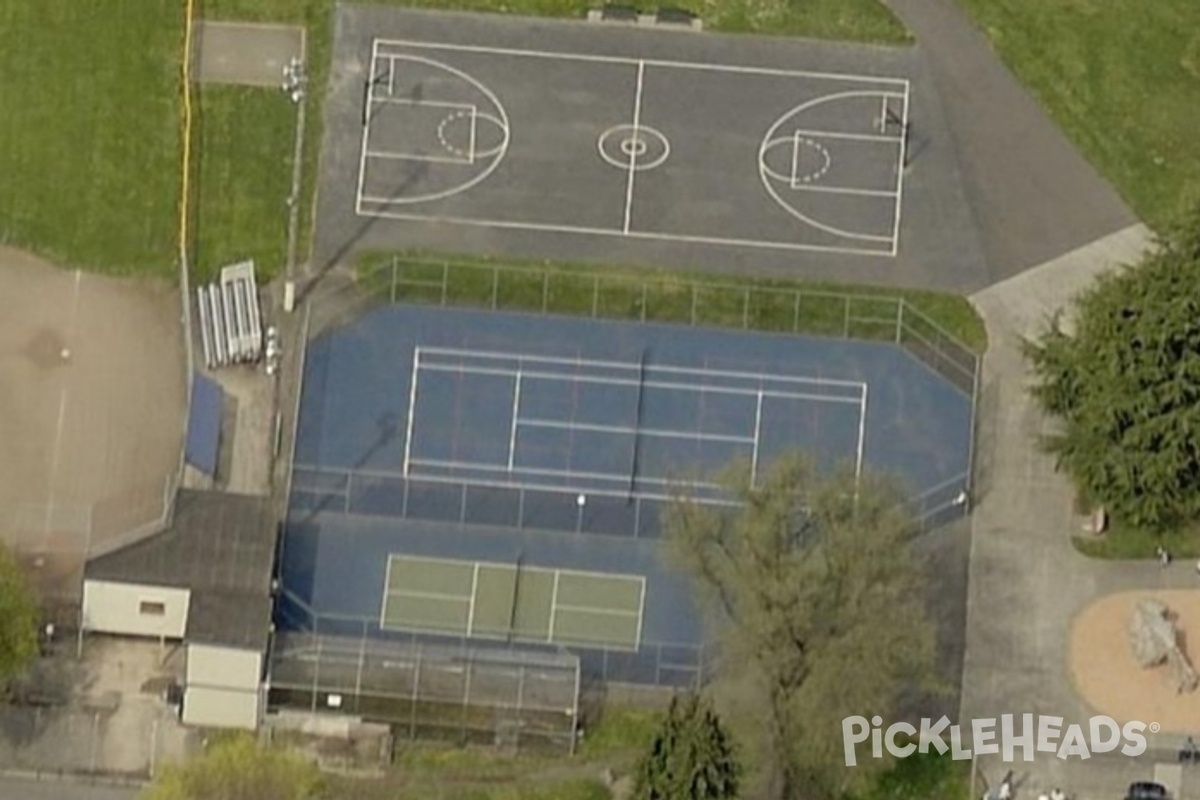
[[955, 0, 1200, 228], [1074, 521, 1200, 560], [357, 251, 988, 353], [0, 2, 182, 275], [191, 87, 295, 282]]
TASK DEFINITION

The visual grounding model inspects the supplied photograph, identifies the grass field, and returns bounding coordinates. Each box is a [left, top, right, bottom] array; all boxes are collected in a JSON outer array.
[[0, 2, 182, 274], [357, 251, 988, 353], [191, 86, 295, 282], [1074, 522, 1200, 561], [955, 0, 1200, 228]]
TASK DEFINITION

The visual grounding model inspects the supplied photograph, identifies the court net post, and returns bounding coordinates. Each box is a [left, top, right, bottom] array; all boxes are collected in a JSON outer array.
[[506, 551, 525, 643]]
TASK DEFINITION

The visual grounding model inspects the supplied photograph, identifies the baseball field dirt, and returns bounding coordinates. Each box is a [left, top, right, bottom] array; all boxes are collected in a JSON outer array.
[[0, 247, 186, 598]]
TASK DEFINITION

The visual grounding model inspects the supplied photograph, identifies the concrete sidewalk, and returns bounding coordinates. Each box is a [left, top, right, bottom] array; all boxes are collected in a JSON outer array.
[[960, 223, 1195, 799]]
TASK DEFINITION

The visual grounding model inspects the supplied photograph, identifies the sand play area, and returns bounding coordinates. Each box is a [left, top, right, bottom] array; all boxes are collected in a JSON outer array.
[[1071, 589, 1200, 733], [0, 247, 185, 596]]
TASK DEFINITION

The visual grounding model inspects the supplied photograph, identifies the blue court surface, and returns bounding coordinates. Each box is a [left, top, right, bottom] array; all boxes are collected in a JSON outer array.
[[279, 304, 972, 686]]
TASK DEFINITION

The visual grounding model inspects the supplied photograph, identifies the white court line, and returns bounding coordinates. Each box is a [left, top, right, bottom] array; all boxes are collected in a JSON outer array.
[[547, 571, 561, 643], [368, 97, 475, 111], [466, 562, 480, 636], [553, 603, 640, 618], [634, 578, 646, 649], [353, 205, 896, 257], [507, 371, 521, 470], [373, 38, 910, 87], [409, 457, 728, 495], [788, 185, 898, 198], [879, 95, 887, 133], [418, 346, 867, 391], [790, 128, 904, 144], [378, 555, 397, 625], [890, 89, 911, 257], [388, 587, 474, 603], [418, 362, 863, 405], [554, 565, 648, 583], [44, 269, 82, 535], [353, 46, 378, 216], [789, 130, 801, 190], [750, 390, 764, 486], [387, 52, 395, 95], [855, 383, 869, 479], [365, 150, 472, 164], [402, 348, 421, 476], [516, 417, 755, 445], [468, 105, 477, 164], [623, 60, 645, 234], [382, 468, 738, 507]]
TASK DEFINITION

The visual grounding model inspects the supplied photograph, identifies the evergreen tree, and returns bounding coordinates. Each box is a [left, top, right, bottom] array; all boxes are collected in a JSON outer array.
[[633, 694, 741, 800], [1024, 202, 1200, 530]]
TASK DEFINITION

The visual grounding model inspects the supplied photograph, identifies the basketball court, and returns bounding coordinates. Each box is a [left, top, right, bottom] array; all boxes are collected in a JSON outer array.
[[355, 39, 908, 257]]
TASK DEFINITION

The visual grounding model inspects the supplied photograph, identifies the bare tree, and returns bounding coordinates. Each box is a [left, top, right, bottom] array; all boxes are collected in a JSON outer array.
[[666, 454, 939, 800]]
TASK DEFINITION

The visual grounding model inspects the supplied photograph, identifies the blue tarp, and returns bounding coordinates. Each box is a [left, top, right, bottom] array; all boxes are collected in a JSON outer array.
[[185, 372, 222, 476]]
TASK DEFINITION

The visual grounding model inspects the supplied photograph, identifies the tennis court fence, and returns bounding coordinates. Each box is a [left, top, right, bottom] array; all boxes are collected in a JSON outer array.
[[343, 255, 981, 397], [303, 256, 982, 526], [274, 591, 713, 698]]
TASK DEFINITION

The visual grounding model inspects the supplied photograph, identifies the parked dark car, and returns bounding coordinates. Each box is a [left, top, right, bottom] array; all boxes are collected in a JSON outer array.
[[1125, 782, 1168, 800]]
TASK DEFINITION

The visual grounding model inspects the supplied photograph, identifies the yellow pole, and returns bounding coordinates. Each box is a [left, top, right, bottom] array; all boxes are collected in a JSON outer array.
[[179, 0, 196, 261]]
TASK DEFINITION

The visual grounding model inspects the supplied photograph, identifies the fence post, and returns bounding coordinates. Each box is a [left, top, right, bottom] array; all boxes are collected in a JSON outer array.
[[390, 256, 397, 304], [592, 275, 599, 317], [793, 290, 800, 332], [895, 300, 904, 344], [843, 296, 852, 338], [441, 261, 449, 306], [742, 288, 750, 328], [640, 282, 647, 322], [690, 283, 698, 325], [491, 266, 499, 310]]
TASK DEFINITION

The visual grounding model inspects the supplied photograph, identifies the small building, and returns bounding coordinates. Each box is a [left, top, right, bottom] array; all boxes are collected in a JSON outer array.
[[82, 490, 275, 730]]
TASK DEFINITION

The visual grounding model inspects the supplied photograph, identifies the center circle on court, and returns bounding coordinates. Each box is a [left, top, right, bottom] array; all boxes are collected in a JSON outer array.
[[598, 124, 670, 171], [621, 138, 649, 157]]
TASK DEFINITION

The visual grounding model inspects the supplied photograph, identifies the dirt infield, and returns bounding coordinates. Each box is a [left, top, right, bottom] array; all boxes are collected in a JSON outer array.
[[0, 247, 185, 596], [1070, 589, 1200, 732]]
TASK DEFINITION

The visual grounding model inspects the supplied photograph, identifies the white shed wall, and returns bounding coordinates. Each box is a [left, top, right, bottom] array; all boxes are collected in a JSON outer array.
[[182, 685, 260, 730], [82, 580, 190, 638], [186, 644, 261, 691]]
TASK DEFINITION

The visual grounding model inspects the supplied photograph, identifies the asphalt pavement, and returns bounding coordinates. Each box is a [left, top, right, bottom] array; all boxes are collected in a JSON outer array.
[[0, 776, 139, 800]]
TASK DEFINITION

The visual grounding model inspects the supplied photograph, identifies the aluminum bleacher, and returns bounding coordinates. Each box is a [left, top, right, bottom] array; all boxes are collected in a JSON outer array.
[[197, 260, 263, 369]]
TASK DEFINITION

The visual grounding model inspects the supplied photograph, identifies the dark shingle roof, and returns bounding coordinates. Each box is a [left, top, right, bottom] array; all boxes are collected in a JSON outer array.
[[86, 490, 275, 649]]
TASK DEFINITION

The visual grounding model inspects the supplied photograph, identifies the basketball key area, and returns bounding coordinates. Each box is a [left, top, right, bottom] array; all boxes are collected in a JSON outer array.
[[356, 39, 909, 256]]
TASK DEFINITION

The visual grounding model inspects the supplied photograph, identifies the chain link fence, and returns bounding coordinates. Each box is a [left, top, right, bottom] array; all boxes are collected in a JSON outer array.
[[304, 255, 982, 529], [267, 625, 581, 755], [4, 474, 178, 603], [274, 592, 713, 702]]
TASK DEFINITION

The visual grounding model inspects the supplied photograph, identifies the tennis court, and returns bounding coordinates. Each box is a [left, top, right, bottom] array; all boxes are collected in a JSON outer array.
[[404, 346, 866, 505], [380, 554, 645, 650], [282, 304, 974, 685]]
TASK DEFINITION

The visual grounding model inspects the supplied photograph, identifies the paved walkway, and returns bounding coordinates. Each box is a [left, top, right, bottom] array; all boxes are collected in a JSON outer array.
[[883, 0, 1136, 283], [962, 223, 1195, 799]]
